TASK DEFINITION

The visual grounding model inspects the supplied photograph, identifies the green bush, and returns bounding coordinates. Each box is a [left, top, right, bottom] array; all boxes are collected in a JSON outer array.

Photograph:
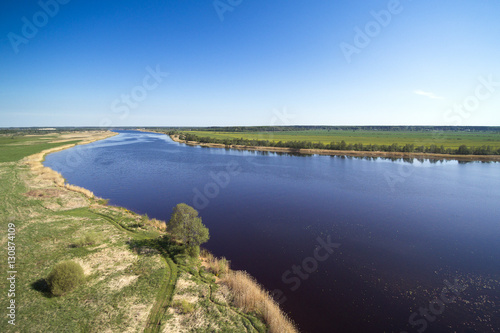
[[187, 245, 200, 258], [47, 261, 85, 296]]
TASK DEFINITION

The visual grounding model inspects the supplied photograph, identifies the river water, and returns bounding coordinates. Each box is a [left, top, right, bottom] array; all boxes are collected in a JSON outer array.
[[44, 130, 500, 333]]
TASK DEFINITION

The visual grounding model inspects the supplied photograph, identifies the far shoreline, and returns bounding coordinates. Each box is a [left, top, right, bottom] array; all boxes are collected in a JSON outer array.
[[163, 133, 500, 162]]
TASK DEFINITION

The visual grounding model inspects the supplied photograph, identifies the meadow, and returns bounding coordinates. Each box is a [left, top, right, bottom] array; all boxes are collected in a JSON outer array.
[[0, 134, 81, 162], [183, 129, 500, 151]]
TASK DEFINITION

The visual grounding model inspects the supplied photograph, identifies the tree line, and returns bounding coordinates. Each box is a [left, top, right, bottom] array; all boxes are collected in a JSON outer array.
[[173, 132, 500, 156], [161, 125, 500, 133]]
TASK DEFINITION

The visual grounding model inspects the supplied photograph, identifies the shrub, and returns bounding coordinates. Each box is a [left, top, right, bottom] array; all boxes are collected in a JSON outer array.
[[187, 245, 200, 258], [47, 261, 85, 296]]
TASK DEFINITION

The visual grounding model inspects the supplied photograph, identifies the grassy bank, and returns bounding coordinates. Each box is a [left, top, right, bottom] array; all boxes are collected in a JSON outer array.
[[167, 134, 500, 162], [0, 131, 296, 332], [181, 129, 500, 151], [162, 128, 500, 161]]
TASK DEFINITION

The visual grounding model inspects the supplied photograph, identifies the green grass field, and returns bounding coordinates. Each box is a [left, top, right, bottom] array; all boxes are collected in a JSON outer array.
[[0, 134, 82, 162], [184, 129, 500, 150]]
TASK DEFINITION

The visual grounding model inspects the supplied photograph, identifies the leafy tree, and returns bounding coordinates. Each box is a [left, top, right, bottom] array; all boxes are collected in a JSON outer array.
[[167, 203, 209, 256], [402, 143, 414, 153], [457, 145, 470, 155]]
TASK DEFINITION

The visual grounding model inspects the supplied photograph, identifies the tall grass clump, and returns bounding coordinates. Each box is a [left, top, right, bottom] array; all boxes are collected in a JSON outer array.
[[140, 214, 167, 231], [209, 257, 229, 277], [222, 271, 298, 333], [71, 232, 99, 248], [46, 260, 85, 296], [200, 249, 230, 277], [151, 218, 166, 231]]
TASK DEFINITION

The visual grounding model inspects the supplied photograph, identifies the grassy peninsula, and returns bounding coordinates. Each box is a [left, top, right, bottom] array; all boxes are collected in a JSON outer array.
[[0, 131, 297, 333]]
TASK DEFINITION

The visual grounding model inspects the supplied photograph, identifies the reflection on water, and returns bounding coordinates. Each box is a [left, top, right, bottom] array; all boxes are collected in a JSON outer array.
[[44, 130, 500, 333]]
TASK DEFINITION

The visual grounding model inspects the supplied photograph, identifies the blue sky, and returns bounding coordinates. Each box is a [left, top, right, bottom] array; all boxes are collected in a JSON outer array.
[[1, 0, 499, 127]]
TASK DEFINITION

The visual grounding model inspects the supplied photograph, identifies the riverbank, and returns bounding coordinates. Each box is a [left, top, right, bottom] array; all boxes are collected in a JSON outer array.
[[168, 134, 500, 162], [24, 131, 118, 198], [0, 131, 296, 333]]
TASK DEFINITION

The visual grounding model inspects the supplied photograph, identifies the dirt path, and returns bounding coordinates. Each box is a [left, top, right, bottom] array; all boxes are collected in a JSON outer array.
[[144, 257, 178, 333]]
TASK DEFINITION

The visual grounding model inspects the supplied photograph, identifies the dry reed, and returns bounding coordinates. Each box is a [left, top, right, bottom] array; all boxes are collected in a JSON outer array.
[[208, 256, 230, 277], [222, 271, 298, 333], [143, 217, 167, 232], [64, 184, 95, 198], [200, 249, 230, 277]]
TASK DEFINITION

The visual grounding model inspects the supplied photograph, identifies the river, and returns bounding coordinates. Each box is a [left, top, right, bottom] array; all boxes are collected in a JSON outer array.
[[44, 130, 500, 333]]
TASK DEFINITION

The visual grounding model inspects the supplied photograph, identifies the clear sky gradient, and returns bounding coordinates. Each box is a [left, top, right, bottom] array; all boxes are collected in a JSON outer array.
[[1, 0, 499, 127]]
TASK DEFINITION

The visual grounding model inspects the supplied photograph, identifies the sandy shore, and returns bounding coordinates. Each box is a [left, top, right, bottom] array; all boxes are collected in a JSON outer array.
[[24, 130, 118, 198], [167, 134, 500, 162]]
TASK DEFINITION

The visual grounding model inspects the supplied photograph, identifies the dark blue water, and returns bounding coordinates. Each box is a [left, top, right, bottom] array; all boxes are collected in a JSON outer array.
[[44, 130, 500, 333]]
